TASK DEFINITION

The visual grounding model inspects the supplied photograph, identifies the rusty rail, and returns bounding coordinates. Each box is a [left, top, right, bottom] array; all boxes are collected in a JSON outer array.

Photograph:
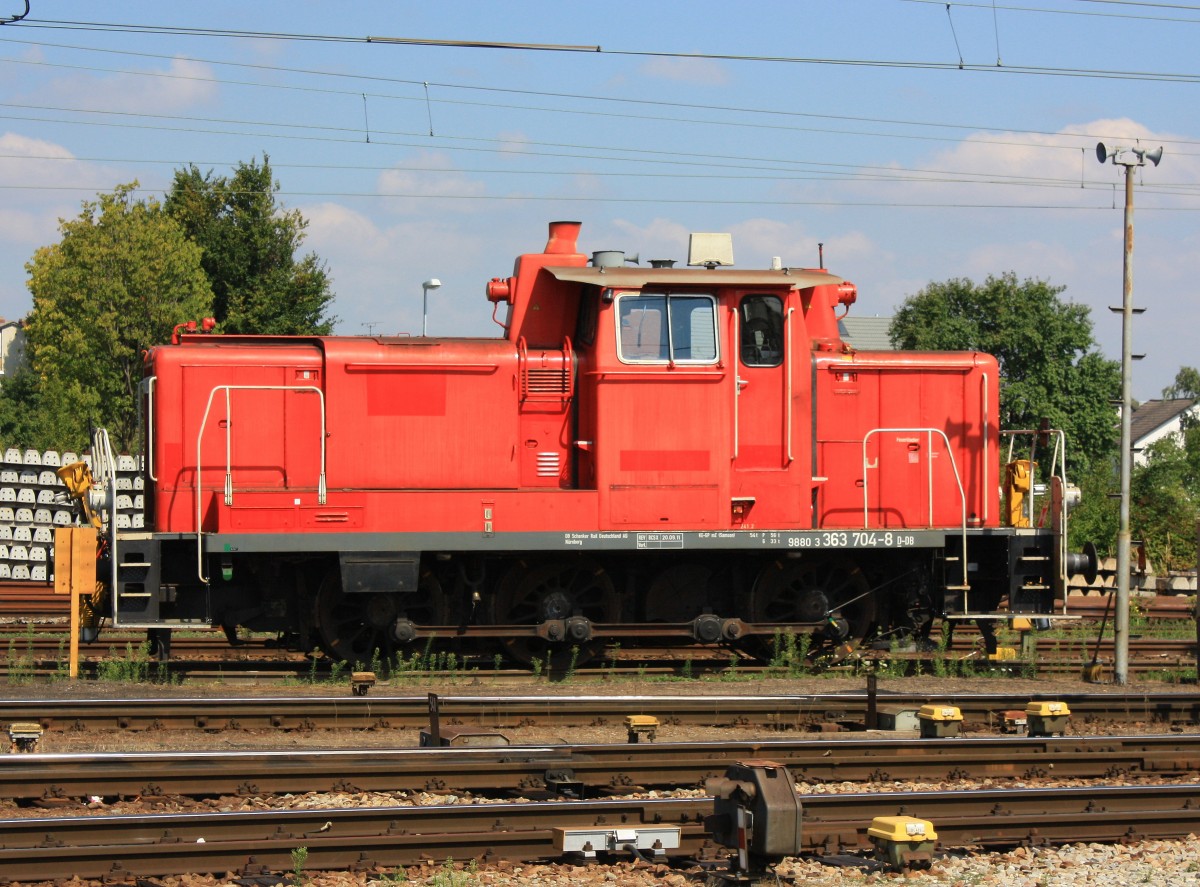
[[2, 784, 1200, 881], [3, 734, 1200, 802], [3, 692, 1200, 734]]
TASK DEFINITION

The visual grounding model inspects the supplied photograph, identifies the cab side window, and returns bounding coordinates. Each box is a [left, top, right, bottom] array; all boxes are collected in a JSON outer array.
[[617, 293, 718, 364], [739, 294, 783, 367]]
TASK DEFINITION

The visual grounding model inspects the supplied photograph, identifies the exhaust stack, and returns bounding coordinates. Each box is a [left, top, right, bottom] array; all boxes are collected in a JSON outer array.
[[545, 221, 582, 255]]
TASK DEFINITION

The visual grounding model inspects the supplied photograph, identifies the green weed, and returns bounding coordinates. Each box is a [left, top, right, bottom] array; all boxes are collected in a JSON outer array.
[[290, 846, 308, 885], [372, 867, 409, 883], [719, 653, 746, 681], [52, 636, 69, 681], [95, 640, 153, 682], [429, 857, 478, 887], [564, 646, 580, 682], [6, 627, 36, 685], [607, 642, 621, 680]]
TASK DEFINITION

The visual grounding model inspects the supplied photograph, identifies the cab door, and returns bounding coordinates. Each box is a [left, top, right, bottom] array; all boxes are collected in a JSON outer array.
[[732, 293, 803, 523], [597, 291, 729, 527]]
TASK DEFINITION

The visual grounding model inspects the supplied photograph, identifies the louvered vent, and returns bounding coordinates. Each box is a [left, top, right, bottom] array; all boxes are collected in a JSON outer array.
[[518, 336, 575, 404], [524, 366, 570, 397], [536, 452, 561, 477]]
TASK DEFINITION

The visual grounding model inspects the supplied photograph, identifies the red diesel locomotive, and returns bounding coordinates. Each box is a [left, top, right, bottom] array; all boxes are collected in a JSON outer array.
[[86, 221, 1092, 665]]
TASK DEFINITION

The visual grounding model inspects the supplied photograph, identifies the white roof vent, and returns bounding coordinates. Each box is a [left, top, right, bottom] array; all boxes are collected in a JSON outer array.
[[687, 232, 734, 268]]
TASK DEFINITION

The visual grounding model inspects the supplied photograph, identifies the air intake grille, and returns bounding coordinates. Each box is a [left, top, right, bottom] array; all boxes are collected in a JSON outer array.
[[518, 337, 575, 404], [536, 452, 561, 477], [524, 367, 570, 397]]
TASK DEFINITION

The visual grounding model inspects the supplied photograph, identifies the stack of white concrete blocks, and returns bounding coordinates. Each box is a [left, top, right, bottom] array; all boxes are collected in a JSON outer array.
[[0, 447, 144, 582]]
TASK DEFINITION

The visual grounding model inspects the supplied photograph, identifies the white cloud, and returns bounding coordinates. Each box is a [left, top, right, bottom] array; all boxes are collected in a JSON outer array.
[[39, 57, 218, 115], [303, 202, 394, 259], [864, 118, 1195, 211], [495, 131, 533, 158], [610, 217, 693, 260], [609, 217, 876, 272], [961, 240, 1077, 283], [638, 56, 729, 86], [376, 151, 487, 213], [0, 133, 117, 248], [0, 133, 88, 191], [726, 219, 877, 270], [301, 201, 501, 336]]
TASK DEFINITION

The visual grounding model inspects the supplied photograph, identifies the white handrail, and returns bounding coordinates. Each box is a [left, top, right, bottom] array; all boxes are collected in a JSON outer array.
[[195, 384, 327, 584], [980, 373, 989, 525], [861, 427, 968, 590], [139, 376, 158, 482], [1000, 428, 1069, 527], [731, 305, 739, 460], [785, 306, 794, 464], [90, 427, 119, 620]]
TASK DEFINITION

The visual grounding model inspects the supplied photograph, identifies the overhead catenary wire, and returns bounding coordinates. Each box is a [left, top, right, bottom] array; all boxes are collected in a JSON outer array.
[[0, 181, 1194, 210], [904, 0, 1200, 23], [0, 14, 1191, 214], [8, 149, 1200, 198], [6, 17, 1200, 82], [3, 35, 1198, 155], [945, 3, 967, 69], [5, 104, 1200, 196]]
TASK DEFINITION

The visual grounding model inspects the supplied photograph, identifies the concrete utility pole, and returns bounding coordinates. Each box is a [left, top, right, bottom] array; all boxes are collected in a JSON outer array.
[[1095, 141, 1162, 686]]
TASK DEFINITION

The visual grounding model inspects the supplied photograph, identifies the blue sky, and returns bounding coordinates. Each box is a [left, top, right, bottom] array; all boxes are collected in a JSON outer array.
[[0, 1, 1196, 404]]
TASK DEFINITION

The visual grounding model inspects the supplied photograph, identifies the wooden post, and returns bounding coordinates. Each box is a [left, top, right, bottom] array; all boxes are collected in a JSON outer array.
[[53, 527, 97, 679]]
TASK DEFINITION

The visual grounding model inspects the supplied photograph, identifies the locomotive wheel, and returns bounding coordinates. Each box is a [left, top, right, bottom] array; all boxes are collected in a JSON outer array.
[[493, 558, 619, 669], [315, 567, 446, 666], [750, 555, 876, 651]]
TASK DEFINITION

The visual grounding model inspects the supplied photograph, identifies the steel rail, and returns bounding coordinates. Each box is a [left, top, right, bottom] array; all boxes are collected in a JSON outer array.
[[4, 734, 1200, 803], [1, 784, 1200, 881], [0, 631, 1193, 686], [3, 692, 1200, 734]]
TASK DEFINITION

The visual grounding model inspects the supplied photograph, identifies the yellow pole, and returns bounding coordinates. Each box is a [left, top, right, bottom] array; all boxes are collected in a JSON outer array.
[[69, 580, 79, 678], [54, 527, 97, 680]]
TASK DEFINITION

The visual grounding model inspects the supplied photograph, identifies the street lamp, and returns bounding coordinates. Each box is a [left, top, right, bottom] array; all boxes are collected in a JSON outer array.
[[421, 278, 442, 337], [1095, 141, 1162, 686]]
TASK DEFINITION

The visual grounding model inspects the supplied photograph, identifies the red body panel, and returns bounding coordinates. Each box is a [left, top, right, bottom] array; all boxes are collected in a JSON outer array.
[[814, 351, 998, 529], [145, 228, 1001, 542]]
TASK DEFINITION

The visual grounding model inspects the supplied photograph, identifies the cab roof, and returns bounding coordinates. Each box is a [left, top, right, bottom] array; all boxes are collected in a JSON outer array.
[[543, 266, 844, 289]]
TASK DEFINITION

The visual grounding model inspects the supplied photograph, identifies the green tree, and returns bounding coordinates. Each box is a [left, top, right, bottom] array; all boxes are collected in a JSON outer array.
[[0, 365, 70, 454], [1162, 366, 1200, 400], [19, 182, 213, 451], [1066, 462, 1119, 557], [165, 155, 335, 335], [890, 273, 1120, 472], [1068, 421, 1200, 572], [1128, 431, 1200, 571]]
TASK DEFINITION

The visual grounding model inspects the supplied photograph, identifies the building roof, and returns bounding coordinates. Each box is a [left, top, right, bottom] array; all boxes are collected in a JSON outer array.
[[838, 316, 894, 351], [1131, 398, 1196, 443]]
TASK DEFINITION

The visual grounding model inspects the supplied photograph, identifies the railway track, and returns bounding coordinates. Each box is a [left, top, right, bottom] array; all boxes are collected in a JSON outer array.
[[0, 628, 1192, 685], [1, 783, 1198, 880], [4, 733, 1199, 802], [3, 691, 1200, 733]]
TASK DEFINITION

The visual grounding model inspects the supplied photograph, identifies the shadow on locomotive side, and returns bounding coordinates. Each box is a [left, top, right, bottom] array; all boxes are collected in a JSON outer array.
[[70, 221, 1098, 668]]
